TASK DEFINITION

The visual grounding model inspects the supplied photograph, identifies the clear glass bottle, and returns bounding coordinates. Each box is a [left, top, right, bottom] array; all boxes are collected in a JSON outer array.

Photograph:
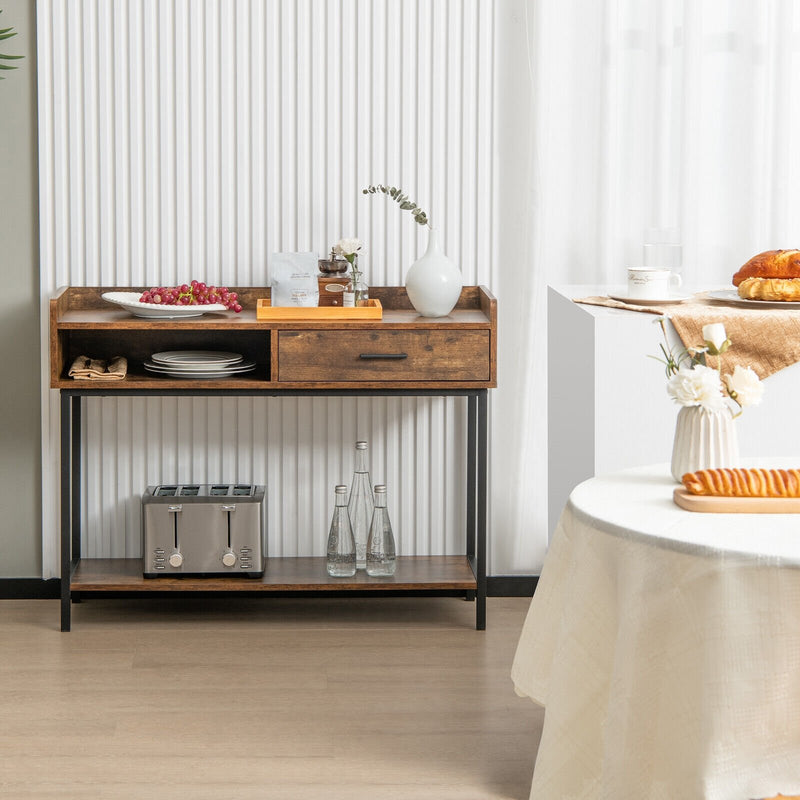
[[326, 485, 356, 577], [343, 258, 369, 307], [366, 485, 396, 576], [348, 441, 374, 570]]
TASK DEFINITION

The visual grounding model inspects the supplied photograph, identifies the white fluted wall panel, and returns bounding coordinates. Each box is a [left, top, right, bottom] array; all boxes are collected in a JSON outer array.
[[37, 0, 495, 577]]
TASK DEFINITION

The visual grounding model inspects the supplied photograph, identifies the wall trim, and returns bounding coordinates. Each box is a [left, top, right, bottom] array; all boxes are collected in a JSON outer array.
[[2, 575, 538, 600], [487, 576, 538, 597], [0, 578, 60, 599]]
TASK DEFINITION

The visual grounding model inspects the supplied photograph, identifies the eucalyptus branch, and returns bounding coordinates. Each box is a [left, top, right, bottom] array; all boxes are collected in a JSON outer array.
[[362, 184, 430, 227]]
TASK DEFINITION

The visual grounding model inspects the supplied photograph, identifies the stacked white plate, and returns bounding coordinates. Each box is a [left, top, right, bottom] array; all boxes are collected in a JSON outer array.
[[144, 350, 256, 379]]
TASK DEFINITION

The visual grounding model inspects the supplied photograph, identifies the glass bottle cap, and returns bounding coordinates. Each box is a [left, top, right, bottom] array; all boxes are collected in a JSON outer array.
[[374, 484, 386, 493], [355, 441, 367, 449], [335, 484, 348, 493]]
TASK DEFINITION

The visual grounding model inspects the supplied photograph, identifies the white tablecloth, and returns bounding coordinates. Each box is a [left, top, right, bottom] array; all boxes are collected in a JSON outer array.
[[512, 462, 800, 800]]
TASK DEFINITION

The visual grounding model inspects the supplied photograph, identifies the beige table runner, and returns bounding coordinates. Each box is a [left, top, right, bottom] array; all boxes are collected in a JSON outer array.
[[575, 293, 800, 379]]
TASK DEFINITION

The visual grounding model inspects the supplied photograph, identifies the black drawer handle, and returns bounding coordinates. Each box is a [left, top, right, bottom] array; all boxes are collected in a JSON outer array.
[[359, 353, 408, 360]]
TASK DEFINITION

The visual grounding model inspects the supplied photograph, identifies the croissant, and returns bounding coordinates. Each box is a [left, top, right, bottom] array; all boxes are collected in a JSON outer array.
[[682, 468, 800, 497]]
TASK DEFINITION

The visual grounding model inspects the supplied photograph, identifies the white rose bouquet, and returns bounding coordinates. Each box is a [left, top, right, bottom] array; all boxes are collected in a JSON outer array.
[[655, 320, 764, 417]]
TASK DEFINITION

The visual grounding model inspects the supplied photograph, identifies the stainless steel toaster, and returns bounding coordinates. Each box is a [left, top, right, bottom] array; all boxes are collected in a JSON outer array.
[[142, 484, 266, 578]]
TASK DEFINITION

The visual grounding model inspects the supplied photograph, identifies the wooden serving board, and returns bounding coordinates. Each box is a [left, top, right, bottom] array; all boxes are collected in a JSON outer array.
[[673, 487, 800, 513], [256, 298, 383, 320]]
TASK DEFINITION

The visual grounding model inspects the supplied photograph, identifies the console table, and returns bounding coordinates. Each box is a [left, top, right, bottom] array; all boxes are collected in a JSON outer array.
[[50, 286, 497, 631]]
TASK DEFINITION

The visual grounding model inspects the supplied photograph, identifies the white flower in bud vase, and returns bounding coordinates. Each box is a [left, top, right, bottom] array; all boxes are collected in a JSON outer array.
[[666, 364, 727, 412], [334, 238, 362, 263], [724, 365, 764, 408], [701, 322, 730, 355]]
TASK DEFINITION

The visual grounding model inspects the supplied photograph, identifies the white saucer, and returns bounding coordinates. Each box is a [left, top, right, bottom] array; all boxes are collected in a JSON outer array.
[[607, 293, 690, 306]]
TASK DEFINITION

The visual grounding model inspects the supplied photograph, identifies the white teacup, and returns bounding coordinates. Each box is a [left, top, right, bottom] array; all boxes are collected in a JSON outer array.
[[627, 267, 682, 300]]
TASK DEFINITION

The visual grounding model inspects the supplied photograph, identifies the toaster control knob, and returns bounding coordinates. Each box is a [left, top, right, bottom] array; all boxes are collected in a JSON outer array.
[[168, 551, 183, 568], [222, 550, 236, 567]]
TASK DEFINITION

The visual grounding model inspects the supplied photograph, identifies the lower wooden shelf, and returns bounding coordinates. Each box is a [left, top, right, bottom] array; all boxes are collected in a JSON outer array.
[[70, 555, 477, 592]]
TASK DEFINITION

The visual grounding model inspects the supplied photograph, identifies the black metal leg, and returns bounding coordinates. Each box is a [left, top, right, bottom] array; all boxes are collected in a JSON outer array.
[[466, 394, 477, 561], [464, 394, 478, 603], [476, 390, 488, 630], [60, 392, 72, 632], [71, 396, 81, 562]]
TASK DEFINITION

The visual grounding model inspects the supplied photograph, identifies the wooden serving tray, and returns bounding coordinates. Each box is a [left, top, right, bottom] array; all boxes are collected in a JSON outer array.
[[256, 298, 383, 320], [673, 487, 800, 513]]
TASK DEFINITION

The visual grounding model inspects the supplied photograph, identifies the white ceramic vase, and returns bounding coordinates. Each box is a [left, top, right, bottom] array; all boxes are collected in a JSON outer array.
[[670, 405, 739, 482], [405, 228, 462, 317]]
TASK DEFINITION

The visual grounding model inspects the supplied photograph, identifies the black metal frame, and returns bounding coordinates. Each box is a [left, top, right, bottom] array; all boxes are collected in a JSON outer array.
[[59, 387, 488, 632]]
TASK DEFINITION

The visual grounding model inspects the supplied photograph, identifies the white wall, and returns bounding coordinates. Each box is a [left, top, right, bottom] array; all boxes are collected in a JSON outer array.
[[37, 0, 543, 577]]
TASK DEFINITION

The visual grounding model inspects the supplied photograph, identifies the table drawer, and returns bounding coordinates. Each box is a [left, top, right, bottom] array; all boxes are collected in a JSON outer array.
[[278, 330, 491, 382]]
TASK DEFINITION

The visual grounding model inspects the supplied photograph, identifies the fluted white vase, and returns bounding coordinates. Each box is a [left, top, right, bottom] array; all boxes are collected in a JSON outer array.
[[405, 228, 462, 317], [670, 405, 739, 482]]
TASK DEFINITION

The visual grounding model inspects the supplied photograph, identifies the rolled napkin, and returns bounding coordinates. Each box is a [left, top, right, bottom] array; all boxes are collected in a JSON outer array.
[[68, 355, 128, 381]]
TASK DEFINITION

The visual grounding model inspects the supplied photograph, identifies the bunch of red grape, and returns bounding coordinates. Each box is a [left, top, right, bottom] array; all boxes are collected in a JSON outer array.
[[139, 280, 242, 312]]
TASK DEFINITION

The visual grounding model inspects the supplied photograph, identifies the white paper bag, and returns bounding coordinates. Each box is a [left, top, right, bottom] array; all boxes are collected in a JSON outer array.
[[270, 252, 319, 307]]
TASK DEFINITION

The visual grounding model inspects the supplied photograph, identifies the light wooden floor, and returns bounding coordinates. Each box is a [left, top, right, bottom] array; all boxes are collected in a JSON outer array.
[[0, 596, 542, 800]]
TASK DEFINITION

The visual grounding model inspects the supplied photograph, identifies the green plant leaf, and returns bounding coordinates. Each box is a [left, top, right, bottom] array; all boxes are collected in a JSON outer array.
[[0, 9, 22, 70]]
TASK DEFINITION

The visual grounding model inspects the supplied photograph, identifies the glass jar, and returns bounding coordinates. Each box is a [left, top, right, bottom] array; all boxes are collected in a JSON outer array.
[[343, 257, 369, 307]]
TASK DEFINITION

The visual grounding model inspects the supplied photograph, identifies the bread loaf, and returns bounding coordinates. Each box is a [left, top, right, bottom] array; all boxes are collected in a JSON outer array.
[[681, 468, 800, 498], [732, 249, 800, 286], [737, 276, 800, 301]]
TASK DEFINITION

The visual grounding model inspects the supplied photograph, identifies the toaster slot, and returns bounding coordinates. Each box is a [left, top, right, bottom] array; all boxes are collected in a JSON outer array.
[[167, 505, 183, 568], [221, 504, 237, 567]]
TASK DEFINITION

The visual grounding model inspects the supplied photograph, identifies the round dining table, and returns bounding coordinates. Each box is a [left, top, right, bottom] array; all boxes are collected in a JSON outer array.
[[512, 461, 800, 800]]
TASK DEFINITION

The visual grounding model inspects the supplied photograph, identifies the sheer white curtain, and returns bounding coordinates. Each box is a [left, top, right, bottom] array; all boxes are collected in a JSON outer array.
[[507, 0, 800, 570]]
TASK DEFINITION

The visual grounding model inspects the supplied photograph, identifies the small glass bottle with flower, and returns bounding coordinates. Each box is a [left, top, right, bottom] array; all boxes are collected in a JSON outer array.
[[334, 237, 368, 307]]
